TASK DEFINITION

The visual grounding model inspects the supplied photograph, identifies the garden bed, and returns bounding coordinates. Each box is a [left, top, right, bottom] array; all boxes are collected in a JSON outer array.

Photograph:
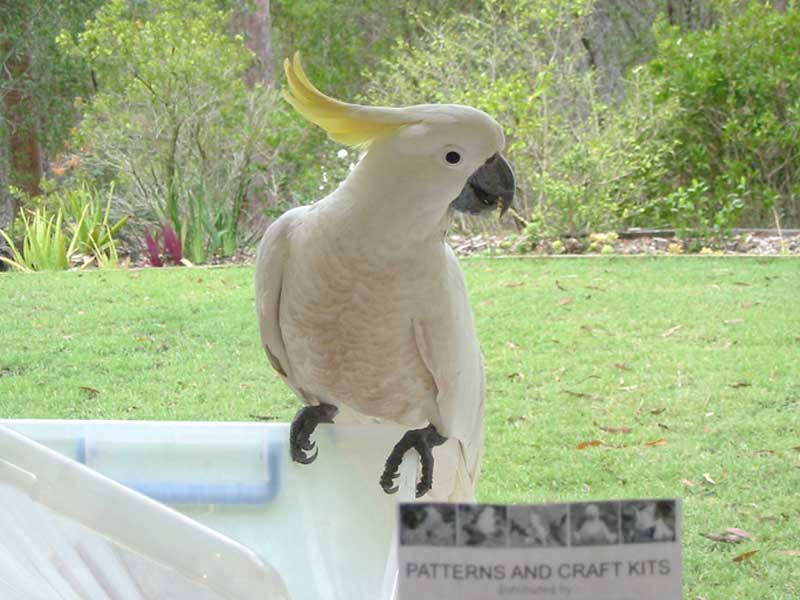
[[451, 229, 800, 257]]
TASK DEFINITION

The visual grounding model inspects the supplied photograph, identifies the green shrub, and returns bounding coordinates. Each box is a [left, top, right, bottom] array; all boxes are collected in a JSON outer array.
[[57, 0, 284, 259], [633, 2, 800, 231]]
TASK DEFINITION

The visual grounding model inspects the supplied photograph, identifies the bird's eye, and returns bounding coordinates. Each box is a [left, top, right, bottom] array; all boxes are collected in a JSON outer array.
[[445, 151, 461, 165]]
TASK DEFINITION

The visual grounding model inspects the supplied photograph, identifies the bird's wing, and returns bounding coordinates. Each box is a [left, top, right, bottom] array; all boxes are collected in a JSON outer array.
[[413, 245, 485, 501], [254, 206, 309, 383]]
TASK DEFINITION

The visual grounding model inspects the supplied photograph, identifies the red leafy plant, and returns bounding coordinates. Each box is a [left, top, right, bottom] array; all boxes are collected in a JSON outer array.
[[144, 223, 183, 267]]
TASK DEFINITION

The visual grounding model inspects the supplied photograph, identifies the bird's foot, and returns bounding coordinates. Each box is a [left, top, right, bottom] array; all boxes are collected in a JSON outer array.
[[380, 424, 447, 498], [290, 403, 338, 464]]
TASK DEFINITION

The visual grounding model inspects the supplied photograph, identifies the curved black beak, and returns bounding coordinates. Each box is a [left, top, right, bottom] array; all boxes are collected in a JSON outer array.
[[450, 153, 515, 217]]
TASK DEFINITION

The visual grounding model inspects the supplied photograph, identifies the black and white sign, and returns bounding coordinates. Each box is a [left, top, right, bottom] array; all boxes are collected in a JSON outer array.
[[398, 499, 681, 599]]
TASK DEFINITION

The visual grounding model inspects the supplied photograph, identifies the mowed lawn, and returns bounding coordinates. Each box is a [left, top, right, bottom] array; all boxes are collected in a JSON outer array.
[[1, 257, 798, 599]]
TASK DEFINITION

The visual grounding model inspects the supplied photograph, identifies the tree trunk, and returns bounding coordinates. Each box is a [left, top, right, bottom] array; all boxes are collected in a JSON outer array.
[[770, 0, 788, 12], [0, 122, 12, 230], [2, 44, 43, 203], [239, 0, 274, 88]]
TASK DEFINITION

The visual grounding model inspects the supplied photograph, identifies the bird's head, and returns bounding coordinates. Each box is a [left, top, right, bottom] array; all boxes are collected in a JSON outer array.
[[283, 52, 514, 217]]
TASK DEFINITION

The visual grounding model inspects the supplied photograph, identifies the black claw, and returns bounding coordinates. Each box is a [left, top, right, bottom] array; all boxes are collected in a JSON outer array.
[[289, 403, 338, 465], [379, 474, 399, 494], [380, 424, 447, 497], [294, 446, 319, 465], [379, 466, 401, 494]]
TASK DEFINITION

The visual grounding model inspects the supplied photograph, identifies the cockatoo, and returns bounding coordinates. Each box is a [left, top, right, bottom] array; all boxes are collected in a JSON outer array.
[[255, 53, 514, 501]]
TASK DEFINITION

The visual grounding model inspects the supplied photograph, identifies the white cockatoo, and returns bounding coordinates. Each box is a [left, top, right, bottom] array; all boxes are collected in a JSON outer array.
[[255, 53, 514, 501]]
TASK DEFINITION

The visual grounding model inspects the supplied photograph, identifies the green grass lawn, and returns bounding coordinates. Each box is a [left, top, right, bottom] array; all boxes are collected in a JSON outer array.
[[1, 257, 798, 598]]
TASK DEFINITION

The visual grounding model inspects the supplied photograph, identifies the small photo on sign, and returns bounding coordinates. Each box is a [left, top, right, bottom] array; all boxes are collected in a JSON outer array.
[[621, 500, 677, 543], [569, 501, 620, 546], [400, 503, 456, 546], [457, 504, 507, 548], [508, 503, 569, 548]]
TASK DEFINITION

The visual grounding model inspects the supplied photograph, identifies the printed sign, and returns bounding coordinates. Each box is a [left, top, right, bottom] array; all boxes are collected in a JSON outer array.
[[398, 499, 682, 599]]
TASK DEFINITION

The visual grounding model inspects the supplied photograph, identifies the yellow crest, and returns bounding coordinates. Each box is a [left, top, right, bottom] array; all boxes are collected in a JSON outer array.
[[283, 52, 413, 147]]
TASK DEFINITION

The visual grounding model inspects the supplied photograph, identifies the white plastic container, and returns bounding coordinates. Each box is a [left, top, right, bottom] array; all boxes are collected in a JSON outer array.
[[0, 424, 290, 600], [1, 420, 418, 600]]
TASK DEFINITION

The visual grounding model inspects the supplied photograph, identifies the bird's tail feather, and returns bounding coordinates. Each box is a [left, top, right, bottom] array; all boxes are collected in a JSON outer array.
[[427, 428, 483, 503]]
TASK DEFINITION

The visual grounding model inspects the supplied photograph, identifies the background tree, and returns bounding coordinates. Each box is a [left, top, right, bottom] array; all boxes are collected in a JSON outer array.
[[234, 0, 274, 88], [1, 0, 103, 224]]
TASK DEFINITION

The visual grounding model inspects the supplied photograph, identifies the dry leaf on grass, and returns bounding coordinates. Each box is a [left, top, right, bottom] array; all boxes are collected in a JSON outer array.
[[724, 318, 745, 325], [732, 550, 758, 563], [504, 281, 526, 288], [703, 473, 717, 485], [779, 550, 800, 557], [79, 386, 100, 396], [740, 301, 761, 309], [681, 479, 698, 487], [506, 341, 520, 350], [599, 425, 632, 434], [644, 438, 667, 447], [576, 440, 604, 450], [753, 449, 775, 456], [661, 325, 683, 337], [726, 528, 754, 540], [702, 532, 745, 544], [563, 390, 591, 398], [559, 297, 573, 305], [729, 381, 752, 388], [613, 363, 630, 371], [249, 413, 278, 421], [705, 339, 734, 350]]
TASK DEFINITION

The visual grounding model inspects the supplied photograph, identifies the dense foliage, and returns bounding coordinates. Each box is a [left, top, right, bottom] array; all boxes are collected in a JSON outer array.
[[0, 0, 103, 158], [57, 0, 288, 262], [641, 3, 800, 233], [2, 0, 798, 269]]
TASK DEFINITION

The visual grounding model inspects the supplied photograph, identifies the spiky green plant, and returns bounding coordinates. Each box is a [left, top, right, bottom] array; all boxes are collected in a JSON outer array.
[[0, 207, 84, 271]]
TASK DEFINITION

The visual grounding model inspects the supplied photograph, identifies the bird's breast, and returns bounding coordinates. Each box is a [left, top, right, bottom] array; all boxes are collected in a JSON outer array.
[[280, 241, 438, 426]]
